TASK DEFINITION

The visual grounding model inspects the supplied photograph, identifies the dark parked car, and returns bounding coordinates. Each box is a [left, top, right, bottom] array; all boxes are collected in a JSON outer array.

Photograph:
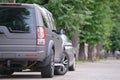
[[0, 3, 69, 78], [60, 33, 76, 71]]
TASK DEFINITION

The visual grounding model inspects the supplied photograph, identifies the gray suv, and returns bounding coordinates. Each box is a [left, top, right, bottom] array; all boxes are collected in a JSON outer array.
[[0, 3, 69, 78]]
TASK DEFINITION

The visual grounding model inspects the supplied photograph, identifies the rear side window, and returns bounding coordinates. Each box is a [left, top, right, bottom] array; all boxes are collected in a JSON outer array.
[[0, 7, 35, 33]]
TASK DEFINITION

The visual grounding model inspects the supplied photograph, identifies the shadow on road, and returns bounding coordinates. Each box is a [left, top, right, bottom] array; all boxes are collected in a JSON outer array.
[[0, 75, 41, 79], [0, 72, 43, 79], [0, 72, 63, 79]]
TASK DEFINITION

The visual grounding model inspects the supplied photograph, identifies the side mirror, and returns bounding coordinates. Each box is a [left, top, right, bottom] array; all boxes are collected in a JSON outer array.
[[60, 29, 66, 34]]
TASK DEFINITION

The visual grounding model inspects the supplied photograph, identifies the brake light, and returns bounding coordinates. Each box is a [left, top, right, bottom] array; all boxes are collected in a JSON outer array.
[[37, 26, 46, 45], [0, 3, 21, 6]]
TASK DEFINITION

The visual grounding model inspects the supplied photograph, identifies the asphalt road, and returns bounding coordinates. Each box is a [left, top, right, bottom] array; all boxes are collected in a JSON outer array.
[[0, 58, 120, 80]]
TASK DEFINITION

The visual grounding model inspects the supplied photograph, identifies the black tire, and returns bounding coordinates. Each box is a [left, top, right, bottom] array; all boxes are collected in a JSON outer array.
[[69, 57, 75, 71], [41, 49, 54, 78], [55, 52, 69, 75], [0, 69, 14, 76]]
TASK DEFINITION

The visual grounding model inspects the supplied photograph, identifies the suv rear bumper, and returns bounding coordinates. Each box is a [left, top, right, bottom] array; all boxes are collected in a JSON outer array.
[[0, 51, 46, 61]]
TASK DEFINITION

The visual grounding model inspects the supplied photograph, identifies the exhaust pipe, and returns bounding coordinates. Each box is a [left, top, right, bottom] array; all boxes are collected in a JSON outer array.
[[54, 63, 65, 68]]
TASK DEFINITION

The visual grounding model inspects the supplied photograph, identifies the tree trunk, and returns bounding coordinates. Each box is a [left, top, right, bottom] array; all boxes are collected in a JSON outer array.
[[96, 43, 102, 58], [71, 32, 79, 60], [79, 43, 85, 60], [93, 44, 97, 59], [88, 45, 94, 61], [79, 43, 88, 60]]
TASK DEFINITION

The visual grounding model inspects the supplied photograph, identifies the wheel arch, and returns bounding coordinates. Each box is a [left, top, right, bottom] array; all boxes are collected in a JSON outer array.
[[47, 40, 55, 56]]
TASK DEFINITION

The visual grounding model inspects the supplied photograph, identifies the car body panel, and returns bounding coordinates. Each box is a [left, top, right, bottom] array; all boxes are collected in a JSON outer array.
[[0, 3, 63, 67]]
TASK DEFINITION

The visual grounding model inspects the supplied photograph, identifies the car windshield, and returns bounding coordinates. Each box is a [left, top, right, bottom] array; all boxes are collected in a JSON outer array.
[[0, 7, 35, 33]]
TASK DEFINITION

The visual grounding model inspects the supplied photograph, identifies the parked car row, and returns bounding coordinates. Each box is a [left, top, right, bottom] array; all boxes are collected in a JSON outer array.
[[0, 3, 75, 78], [115, 50, 120, 59]]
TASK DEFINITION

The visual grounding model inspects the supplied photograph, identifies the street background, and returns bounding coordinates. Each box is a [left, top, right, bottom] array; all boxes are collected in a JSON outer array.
[[0, 57, 120, 80]]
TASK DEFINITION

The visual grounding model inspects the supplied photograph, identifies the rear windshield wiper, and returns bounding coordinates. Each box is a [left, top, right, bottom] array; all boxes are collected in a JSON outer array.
[[9, 27, 30, 33], [9, 30, 30, 33]]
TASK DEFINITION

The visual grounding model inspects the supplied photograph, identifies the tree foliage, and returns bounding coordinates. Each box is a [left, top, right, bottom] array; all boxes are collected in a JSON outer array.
[[44, 0, 82, 37], [110, 0, 120, 50], [14, 0, 119, 50]]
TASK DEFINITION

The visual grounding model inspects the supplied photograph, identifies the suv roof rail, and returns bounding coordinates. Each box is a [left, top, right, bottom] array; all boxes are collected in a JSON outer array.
[[0, 3, 21, 6]]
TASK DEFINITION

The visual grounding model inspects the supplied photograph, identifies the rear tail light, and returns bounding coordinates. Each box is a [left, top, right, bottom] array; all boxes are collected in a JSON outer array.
[[37, 26, 46, 45]]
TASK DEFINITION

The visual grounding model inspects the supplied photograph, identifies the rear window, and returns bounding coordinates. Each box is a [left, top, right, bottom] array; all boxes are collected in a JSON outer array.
[[0, 7, 35, 33]]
